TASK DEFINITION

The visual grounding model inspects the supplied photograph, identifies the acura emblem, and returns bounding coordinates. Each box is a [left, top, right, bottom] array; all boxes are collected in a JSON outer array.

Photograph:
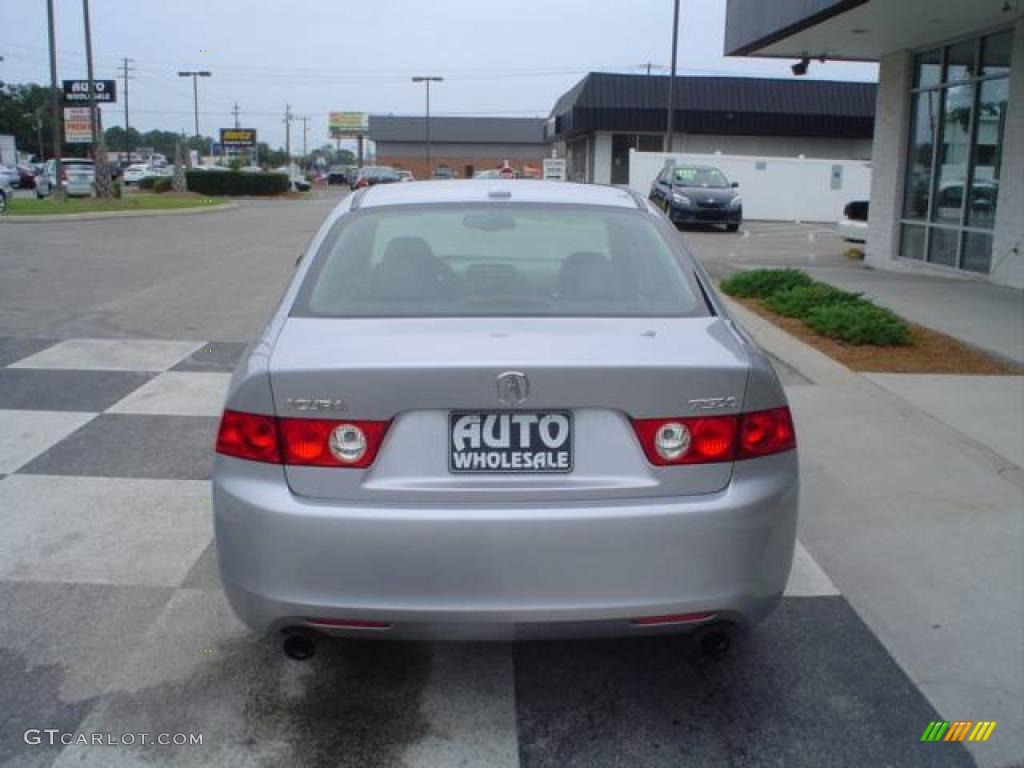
[[496, 371, 529, 406]]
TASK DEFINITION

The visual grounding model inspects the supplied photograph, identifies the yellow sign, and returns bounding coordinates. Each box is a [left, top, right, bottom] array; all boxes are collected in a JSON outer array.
[[328, 112, 368, 137]]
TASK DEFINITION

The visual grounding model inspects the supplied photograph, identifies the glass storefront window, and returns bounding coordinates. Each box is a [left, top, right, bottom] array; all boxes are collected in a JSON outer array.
[[901, 29, 1012, 274], [932, 84, 973, 225], [903, 92, 939, 219], [967, 78, 1008, 228], [914, 48, 942, 89]]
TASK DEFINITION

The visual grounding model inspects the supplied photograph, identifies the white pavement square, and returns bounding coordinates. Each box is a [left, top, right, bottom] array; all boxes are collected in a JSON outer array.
[[107, 372, 233, 417], [784, 540, 840, 597], [0, 409, 96, 474], [0, 475, 212, 587], [11, 338, 206, 372]]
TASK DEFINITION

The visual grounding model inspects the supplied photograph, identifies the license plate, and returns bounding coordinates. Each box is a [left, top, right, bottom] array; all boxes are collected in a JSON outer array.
[[449, 411, 573, 474]]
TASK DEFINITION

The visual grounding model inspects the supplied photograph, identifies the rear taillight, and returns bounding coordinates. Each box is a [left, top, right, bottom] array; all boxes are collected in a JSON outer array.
[[215, 410, 390, 468], [357, 178, 368, 188], [737, 407, 796, 459], [278, 418, 390, 468], [61, 169, 68, 181], [215, 410, 281, 464], [631, 406, 795, 466]]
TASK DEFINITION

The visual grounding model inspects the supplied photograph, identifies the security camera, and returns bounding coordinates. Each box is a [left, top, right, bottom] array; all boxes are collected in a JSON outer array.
[[792, 57, 810, 76]]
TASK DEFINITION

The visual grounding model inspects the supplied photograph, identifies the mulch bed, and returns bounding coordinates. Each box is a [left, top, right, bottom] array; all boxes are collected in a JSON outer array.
[[734, 297, 1024, 375]]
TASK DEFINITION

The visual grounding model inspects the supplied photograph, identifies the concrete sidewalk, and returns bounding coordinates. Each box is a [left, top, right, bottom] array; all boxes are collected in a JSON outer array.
[[726, 298, 1024, 768], [801, 266, 1024, 365]]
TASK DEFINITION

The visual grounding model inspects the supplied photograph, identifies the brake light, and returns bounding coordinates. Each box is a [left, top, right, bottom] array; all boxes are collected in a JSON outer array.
[[631, 406, 795, 465], [215, 410, 281, 463], [61, 169, 68, 182], [278, 418, 390, 468], [215, 411, 390, 468], [737, 407, 796, 459], [356, 177, 368, 188]]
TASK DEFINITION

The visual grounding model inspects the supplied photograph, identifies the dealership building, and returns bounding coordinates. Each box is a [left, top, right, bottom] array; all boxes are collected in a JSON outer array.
[[726, 0, 1024, 287], [547, 72, 876, 185], [368, 116, 548, 179]]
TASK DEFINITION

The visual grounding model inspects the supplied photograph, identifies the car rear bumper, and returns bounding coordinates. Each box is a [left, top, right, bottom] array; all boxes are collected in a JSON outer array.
[[213, 452, 798, 640]]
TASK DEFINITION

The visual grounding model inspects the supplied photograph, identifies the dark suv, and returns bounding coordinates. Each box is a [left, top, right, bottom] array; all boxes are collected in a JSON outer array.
[[649, 165, 742, 232]]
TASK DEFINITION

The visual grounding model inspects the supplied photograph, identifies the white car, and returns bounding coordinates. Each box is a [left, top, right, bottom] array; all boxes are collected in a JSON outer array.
[[837, 201, 868, 243], [123, 164, 158, 184], [34, 159, 95, 198], [0, 165, 20, 188], [0, 173, 12, 214]]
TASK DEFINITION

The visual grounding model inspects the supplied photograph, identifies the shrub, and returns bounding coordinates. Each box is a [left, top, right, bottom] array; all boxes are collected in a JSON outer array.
[[184, 170, 288, 197], [720, 268, 812, 299], [804, 302, 910, 346], [763, 284, 862, 319], [152, 177, 172, 194], [138, 176, 157, 190], [112, 180, 122, 199]]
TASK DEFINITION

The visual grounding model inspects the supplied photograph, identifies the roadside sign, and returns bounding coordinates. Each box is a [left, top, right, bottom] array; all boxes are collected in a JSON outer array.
[[328, 112, 368, 138], [220, 128, 257, 149], [542, 157, 566, 181], [63, 107, 93, 143], [63, 79, 117, 103]]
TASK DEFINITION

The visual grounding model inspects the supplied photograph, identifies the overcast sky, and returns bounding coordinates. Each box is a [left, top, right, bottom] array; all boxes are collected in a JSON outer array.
[[1, 0, 878, 151]]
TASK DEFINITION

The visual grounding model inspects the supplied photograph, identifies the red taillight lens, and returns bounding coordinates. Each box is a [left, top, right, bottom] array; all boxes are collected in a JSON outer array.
[[215, 411, 390, 468], [737, 407, 796, 459], [278, 418, 390, 468], [632, 407, 795, 466], [357, 178, 368, 188], [215, 410, 281, 463], [631, 416, 738, 465]]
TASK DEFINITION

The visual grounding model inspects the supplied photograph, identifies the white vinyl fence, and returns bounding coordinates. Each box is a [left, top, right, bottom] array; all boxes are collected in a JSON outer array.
[[628, 150, 872, 223]]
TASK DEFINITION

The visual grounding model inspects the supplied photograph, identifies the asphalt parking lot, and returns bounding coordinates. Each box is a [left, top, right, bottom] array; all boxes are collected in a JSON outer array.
[[0, 202, 986, 767]]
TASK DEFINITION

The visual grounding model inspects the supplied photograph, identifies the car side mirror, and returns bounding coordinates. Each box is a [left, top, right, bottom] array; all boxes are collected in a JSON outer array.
[[731, 182, 739, 188]]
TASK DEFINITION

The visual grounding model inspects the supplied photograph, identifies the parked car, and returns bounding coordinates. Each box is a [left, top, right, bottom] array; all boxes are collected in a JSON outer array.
[[649, 164, 742, 232], [16, 165, 38, 189], [397, 170, 415, 182], [212, 180, 799, 660], [123, 163, 160, 185], [353, 166, 401, 188], [327, 165, 356, 186], [432, 165, 455, 179], [34, 158, 96, 198], [473, 168, 501, 179], [838, 201, 869, 243], [0, 173, 11, 214]]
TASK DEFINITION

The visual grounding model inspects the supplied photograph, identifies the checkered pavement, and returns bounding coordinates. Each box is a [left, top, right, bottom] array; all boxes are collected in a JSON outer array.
[[0, 336, 971, 768]]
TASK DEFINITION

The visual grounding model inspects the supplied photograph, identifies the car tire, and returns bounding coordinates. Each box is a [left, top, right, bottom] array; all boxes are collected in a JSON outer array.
[[726, 223, 740, 233], [0, 191, 7, 214]]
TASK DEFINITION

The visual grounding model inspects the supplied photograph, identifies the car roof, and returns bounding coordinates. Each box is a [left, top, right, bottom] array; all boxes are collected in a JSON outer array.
[[356, 179, 642, 209]]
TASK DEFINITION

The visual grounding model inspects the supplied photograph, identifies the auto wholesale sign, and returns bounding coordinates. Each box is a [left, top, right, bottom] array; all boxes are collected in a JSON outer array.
[[63, 79, 117, 103], [63, 107, 93, 143], [220, 128, 257, 149], [328, 112, 368, 138]]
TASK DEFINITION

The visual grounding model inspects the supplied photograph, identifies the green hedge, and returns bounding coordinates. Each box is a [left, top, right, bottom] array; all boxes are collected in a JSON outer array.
[[719, 268, 812, 299], [804, 302, 910, 346], [184, 170, 288, 196], [762, 284, 861, 319], [152, 177, 172, 194], [720, 268, 910, 347], [138, 176, 157, 190]]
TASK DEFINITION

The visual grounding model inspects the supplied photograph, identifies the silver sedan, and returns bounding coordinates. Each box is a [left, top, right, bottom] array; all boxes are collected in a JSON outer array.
[[213, 180, 799, 659]]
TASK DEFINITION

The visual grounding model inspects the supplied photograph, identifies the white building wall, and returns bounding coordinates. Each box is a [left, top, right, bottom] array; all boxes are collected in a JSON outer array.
[[673, 133, 873, 160], [865, 51, 913, 274], [593, 132, 613, 185], [992, 19, 1024, 289]]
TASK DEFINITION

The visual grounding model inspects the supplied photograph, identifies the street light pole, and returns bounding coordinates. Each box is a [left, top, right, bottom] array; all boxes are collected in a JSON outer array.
[[412, 76, 443, 178], [177, 70, 211, 137], [45, 0, 63, 199], [665, 0, 680, 154]]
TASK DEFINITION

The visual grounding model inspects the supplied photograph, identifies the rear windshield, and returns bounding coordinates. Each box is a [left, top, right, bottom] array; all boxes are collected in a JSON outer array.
[[292, 204, 705, 318]]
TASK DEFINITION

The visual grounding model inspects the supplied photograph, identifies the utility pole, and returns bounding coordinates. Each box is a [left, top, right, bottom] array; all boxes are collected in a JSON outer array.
[[298, 115, 309, 169], [231, 101, 240, 129], [412, 76, 443, 178], [665, 0, 680, 154], [283, 104, 293, 165], [121, 57, 134, 162], [177, 70, 211, 137], [82, 0, 113, 197], [45, 0, 63, 199]]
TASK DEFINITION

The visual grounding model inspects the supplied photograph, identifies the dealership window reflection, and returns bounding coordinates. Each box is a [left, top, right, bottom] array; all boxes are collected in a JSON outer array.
[[900, 30, 1012, 274]]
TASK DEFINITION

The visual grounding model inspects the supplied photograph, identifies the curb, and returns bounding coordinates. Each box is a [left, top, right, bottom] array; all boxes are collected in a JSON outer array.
[[0, 201, 238, 223]]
